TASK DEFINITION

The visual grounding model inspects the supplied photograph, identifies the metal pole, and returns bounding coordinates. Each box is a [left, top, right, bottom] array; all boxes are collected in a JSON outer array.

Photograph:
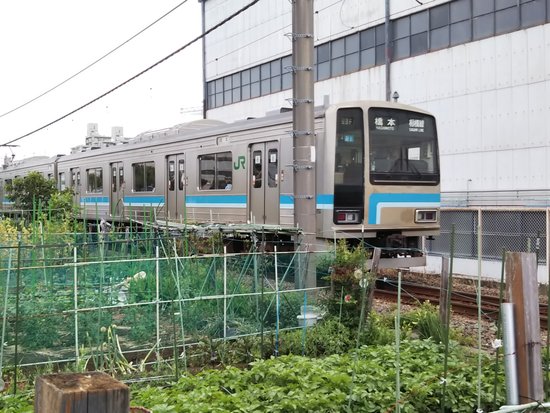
[[223, 246, 227, 340], [155, 245, 160, 364], [73, 247, 80, 369], [547, 207, 550, 393], [274, 246, 280, 356], [395, 270, 402, 413], [385, 0, 391, 101], [292, 0, 316, 288], [13, 233, 21, 395], [0, 249, 13, 390], [502, 303, 519, 405]]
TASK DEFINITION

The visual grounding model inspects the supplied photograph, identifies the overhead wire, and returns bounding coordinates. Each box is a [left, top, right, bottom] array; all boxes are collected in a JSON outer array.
[[0, 0, 262, 148], [0, 0, 190, 120]]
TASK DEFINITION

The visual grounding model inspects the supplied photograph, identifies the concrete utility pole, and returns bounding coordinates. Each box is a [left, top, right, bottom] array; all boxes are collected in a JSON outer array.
[[291, 0, 316, 288]]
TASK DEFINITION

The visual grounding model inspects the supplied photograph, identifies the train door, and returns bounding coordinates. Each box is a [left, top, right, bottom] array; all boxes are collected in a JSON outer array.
[[110, 162, 125, 219], [166, 154, 186, 221], [249, 142, 279, 224], [70, 168, 81, 209]]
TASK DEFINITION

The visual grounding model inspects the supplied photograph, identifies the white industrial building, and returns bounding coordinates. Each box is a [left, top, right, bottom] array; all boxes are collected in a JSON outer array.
[[199, 0, 550, 207], [198, 0, 550, 280]]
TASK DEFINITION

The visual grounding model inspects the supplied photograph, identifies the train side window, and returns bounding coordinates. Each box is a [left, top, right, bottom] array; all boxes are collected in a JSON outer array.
[[112, 166, 117, 192], [268, 149, 278, 188], [199, 152, 232, 190], [253, 150, 262, 188], [178, 160, 185, 190], [87, 168, 103, 193], [133, 162, 155, 192], [168, 161, 175, 191], [59, 172, 66, 191], [119, 167, 124, 188], [71, 169, 80, 188]]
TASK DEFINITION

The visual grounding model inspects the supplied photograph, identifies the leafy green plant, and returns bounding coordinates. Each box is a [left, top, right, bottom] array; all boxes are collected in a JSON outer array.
[[128, 339, 506, 412], [401, 301, 445, 343], [5, 172, 56, 215]]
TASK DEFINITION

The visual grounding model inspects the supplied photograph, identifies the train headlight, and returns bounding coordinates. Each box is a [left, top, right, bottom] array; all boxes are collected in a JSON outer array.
[[415, 209, 438, 223], [335, 209, 361, 224]]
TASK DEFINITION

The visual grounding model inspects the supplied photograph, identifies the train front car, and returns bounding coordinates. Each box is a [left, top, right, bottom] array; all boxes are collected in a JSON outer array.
[[319, 101, 440, 257]]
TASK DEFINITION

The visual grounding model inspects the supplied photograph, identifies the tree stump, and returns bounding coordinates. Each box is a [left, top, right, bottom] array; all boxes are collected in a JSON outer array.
[[35, 372, 129, 413]]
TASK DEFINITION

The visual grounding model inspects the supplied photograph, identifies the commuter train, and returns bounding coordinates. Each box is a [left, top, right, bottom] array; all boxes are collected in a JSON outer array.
[[0, 100, 440, 252]]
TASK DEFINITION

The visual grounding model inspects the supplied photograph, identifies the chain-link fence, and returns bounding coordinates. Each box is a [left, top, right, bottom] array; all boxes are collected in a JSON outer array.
[[427, 208, 548, 273]]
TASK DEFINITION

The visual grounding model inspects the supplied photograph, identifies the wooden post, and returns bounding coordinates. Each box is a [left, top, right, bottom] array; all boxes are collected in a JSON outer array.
[[35, 372, 129, 413], [439, 256, 450, 326], [365, 248, 381, 315], [505, 252, 543, 404]]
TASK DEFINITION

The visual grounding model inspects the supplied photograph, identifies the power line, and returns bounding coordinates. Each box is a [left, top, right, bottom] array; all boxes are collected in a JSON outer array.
[[0, 0, 262, 148], [0, 0, 190, 120]]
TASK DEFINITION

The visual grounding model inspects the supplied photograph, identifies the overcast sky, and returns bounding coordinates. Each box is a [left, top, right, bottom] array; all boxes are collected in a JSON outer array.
[[0, 0, 203, 161]]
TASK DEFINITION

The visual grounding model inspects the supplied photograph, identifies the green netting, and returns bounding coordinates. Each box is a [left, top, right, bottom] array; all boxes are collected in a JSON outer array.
[[0, 232, 330, 380]]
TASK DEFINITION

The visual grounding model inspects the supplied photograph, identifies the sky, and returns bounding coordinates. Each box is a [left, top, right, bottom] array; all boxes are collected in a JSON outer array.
[[0, 0, 204, 161]]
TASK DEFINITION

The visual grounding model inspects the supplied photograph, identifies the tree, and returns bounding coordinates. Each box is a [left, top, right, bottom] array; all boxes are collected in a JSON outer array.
[[5, 172, 57, 213]]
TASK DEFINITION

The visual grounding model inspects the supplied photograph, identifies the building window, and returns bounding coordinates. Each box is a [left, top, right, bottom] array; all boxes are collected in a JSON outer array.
[[199, 152, 232, 190], [205, 0, 550, 111], [495, 5, 519, 34], [133, 162, 155, 192], [282, 55, 292, 90], [521, 0, 546, 27], [87, 168, 103, 193]]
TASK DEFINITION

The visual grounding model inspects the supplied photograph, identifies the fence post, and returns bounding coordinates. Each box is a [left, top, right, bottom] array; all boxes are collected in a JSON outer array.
[[439, 256, 450, 326], [73, 247, 79, 369], [155, 246, 160, 365], [34, 372, 129, 413], [223, 246, 227, 340], [505, 251, 543, 403]]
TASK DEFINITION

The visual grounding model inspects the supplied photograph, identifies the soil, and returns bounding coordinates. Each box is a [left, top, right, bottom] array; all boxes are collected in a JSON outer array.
[[374, 268, 550, 353]]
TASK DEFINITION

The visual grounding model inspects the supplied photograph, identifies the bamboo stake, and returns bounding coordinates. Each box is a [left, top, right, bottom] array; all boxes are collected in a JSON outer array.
[[73, 247, 80, 369], [13, 233, 21, 395]]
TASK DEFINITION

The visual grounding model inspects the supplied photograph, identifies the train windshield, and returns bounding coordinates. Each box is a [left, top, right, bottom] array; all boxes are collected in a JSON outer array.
[[368, 108, 439, 185]]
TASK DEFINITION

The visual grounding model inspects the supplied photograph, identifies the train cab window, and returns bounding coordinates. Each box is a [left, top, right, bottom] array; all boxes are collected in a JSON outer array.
[[58, 172, 66, 191], [178, 160, 185, 190], [87, 168, 103, 193], [252, 151, 262, 188], [268, 149, 278, 188], [199, 152, 232, 190], [168, 161, 175, 191], [368, 108, 439, 184], [133, 162, 155, 192]]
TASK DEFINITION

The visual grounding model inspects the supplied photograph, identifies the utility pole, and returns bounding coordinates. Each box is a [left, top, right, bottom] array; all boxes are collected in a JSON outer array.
[[291, 0, 316, 288]]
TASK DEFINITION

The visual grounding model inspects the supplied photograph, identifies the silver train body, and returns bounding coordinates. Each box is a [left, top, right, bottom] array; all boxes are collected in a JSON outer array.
[[0, 100, 440, 250]]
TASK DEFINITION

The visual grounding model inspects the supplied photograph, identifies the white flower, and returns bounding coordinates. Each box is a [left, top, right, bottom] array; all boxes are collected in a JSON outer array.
[[491, 339, 502, 349]]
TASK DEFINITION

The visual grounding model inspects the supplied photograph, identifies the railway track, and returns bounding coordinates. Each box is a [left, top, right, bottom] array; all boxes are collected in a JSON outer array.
[[374, 279, 549, 325]]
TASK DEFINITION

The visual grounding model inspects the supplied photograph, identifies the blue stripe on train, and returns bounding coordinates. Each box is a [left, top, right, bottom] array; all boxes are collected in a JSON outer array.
[[280, 194, 334, 210], [77, 193, 336, 210], [368, 193, 440, 225], [81, 196, 109, 205], [186, 195, 247, 208], [124, 196, 165, 206]]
